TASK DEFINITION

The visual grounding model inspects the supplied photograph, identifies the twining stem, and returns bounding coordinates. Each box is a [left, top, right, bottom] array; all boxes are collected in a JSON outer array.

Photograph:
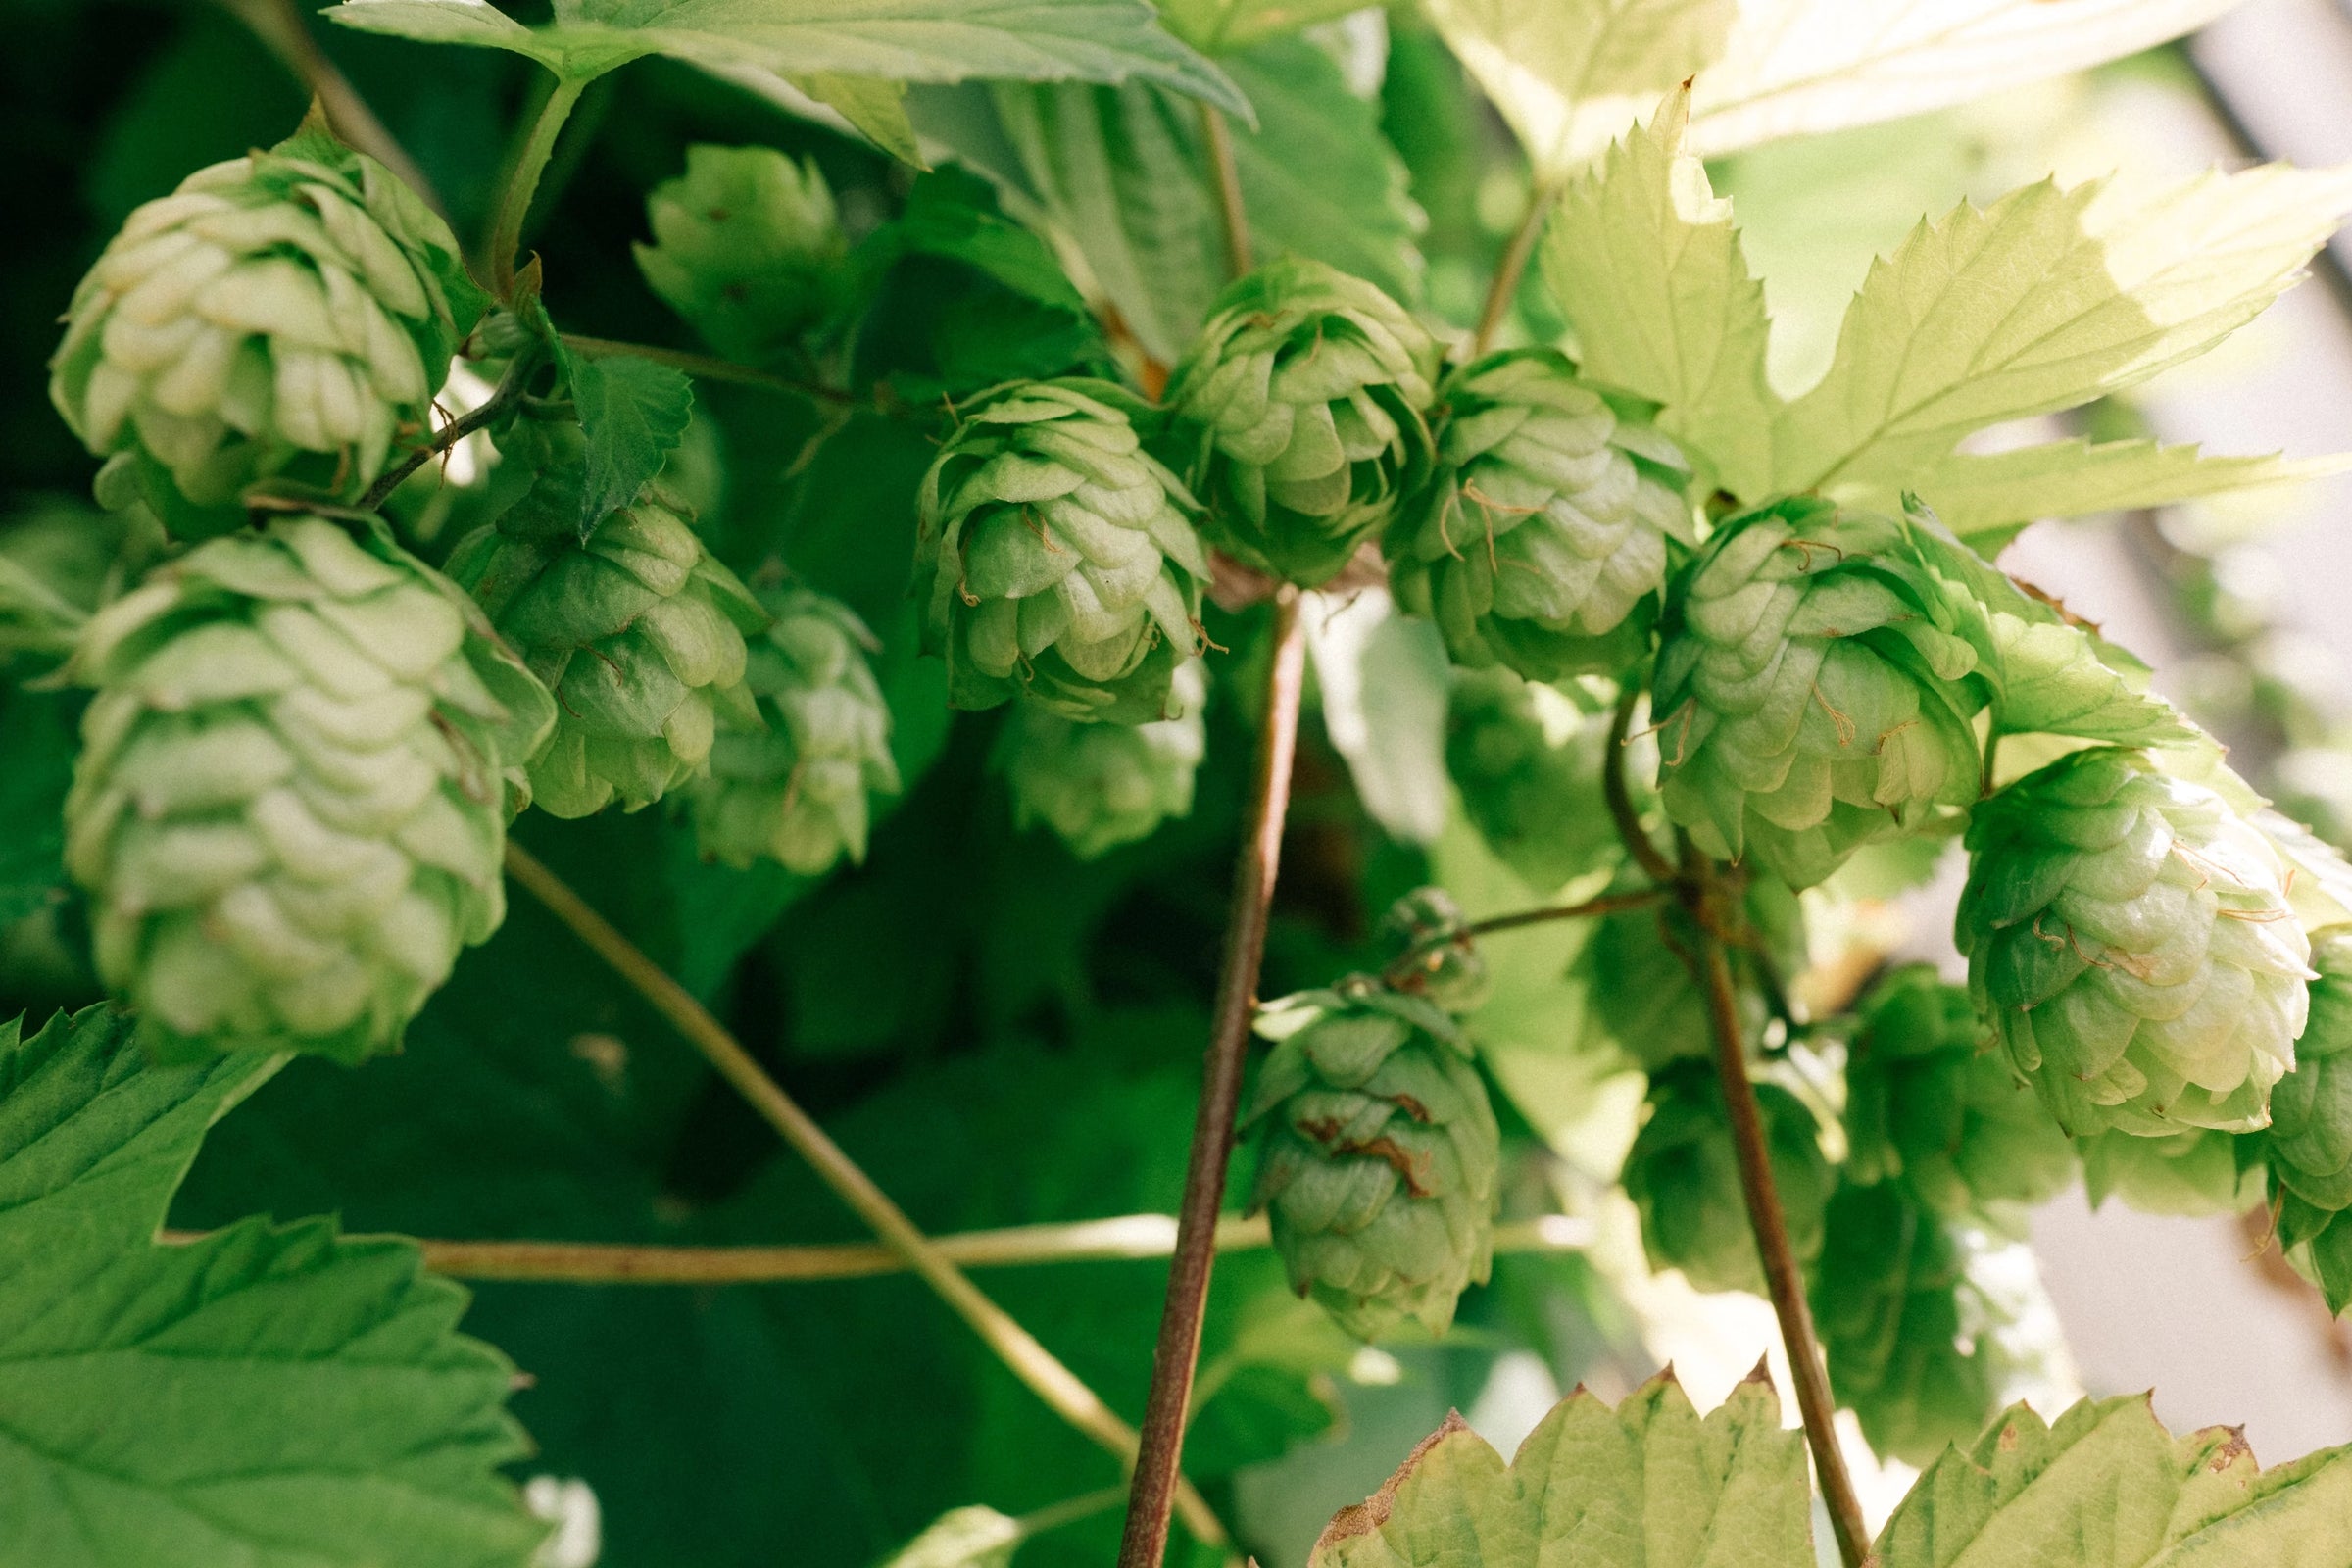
[[1118, 587, 1308, 1568], [1200, 103, 1252, 281], [1380, 889, 1667, 990], [1472, 177, 1562, 358], [488, 75, 587, 300], [1607, 683, 1682, 887], [215, 0, 446, 219], [356, 347, 541, 511], [560, 334, 858, 406], [502, 842, 1227, 1548]]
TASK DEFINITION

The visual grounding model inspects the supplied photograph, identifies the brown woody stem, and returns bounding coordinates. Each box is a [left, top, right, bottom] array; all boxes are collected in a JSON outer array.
[[1380, 888, 1667, 990], [1607, 683, 1682, 887]]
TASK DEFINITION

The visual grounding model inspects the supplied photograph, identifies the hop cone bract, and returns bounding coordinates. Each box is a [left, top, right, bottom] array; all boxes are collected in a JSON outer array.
[[1623, 1060, 1830, 1294], [634, 144, 845, 369], [1445, 667, 1621, 893], [50, 119, 480, 532], [2079, 1127, 2251, 1215], [1166, 256, 1436, 586], [997, 660, 1204, 859], [1958, 747, 2312, 1137], [1390, 348, 1692, 679], [916, 380, 1207, 722], [693, 586, 898, 875], [1246, 981, 1498, 1338], [2265, 931, 2352, 1308], [64, 514, 554, 1061]]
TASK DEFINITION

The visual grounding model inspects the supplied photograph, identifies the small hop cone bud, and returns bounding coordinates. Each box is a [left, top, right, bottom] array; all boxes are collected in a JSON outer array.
[[1574, 876, 1806, 1073], [1958, 747, 2313, 1137], [1377, 886, 1491, 1014], [1445, 667, 1621, 893], [63, 514, 555, 1062], [1622, 1061, 1830, 1295], [693, 586, 899, 875], [916, 380, 1208, 722], [1844, 964, 2076, 1218], [1167, 256, 1437, 586], [50, 116, 482, 534], [448, 420, 768, 818], [634, 145, 846, 369], [2079, 1127, 2253, 1215], [996, 659, 1205, 859], [1390, 348, 1693, 680], [1246, 981, 1499, 1339]]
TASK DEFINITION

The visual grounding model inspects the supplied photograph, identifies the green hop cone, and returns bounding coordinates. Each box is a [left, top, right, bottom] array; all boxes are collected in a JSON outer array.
[[693, 586, 899, 875], [915, 379, 1208, 722], [63, 514, 554, 1061], [1246, 980, 1499, 1338], [1958, 746, 2313, 1137], [2262, 930, 2352, 1310], [1389, 347, 1693, 679], [1573, 874, 1806, 1072], [1622, 1060, 1830, 1294], [1844, 964, 2076, 1219], [448, 419, 767, 818], [1166, 256, 1437, 586], [1377, 886, 1491, 1015], [996, 659, 1204, 859], [2079, 1127, 2253, 1215], [634, 144, 846, 369], [1444, 667, 1621, 893], [50, 116, 481, 535]]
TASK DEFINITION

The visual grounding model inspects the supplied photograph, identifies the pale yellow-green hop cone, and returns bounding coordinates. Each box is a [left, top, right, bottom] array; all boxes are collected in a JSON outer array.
[[63, 514, 554, 1063], [995, 659, 1205, 859], [1621, 1059, 1831, 1294], [634, 144, 846, 370], [692, 586, 899, 876], [1958, 746, 2314, 1138], [1390, 347, 1693, 681], [1245, 979, 1499, 1339], [447, 420, 768, 818], [50, 115, 482, 537]]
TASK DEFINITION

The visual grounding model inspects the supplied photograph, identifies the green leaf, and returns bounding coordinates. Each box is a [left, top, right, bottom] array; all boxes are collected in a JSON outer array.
[[1544, 90, 1777, 499], [796, 73, 925, 166], [326, 0, 1248, 115], [560, 346, 696, 535], [1912, 438, 2352, 551], [0, 1006, 543, 1568], [1158, 0, 1368, 55]]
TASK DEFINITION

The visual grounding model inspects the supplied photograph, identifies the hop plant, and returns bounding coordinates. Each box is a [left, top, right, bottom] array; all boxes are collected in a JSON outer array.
[[1377, 886, 1491, 1015], [1958, 747, 2313, 1138], [1389, 348, 1693, 679], [1444, 667, 1621, 893], [997, 660, 1204, 859], [1574, 875, 1806, 1072], [49, 117, 481, 534], [2264, 931, 2352, 1308], [63, 514, 553, 1061], [634, 144, 846, 369], [1165, 256, 1436, 586], [1245, 980, 1499, 1338], [447, 420, 767, 818], [1622, 1060, 1830, 1294], [1844, 965, 2076, 1219], [693, 586, 899, 875], [915, 379, 1208, 722]]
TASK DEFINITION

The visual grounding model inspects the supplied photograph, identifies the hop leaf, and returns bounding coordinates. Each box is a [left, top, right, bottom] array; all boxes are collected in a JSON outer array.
[[1246, 980, 1499, 1339], [915, 379, 1208, 722], [996, 659, 1204, 859], [1574, 875, 1806, 1073], [1167, 256, 1437, 587], [1389, 347, 1694, 680], [63, 514, 554, 1062], [634, 144, 847, 369], [1958, 747, 2313, 1138], [692, 585, 899, 875], [1622, 1060, 1830, 1295], [49, 116, 481, 535], [1444, 667, 1622, 893], [447, 418, 768, 818]]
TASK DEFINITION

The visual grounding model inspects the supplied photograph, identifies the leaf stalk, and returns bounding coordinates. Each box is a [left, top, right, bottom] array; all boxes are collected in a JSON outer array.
[[487, 76, 586, 300]]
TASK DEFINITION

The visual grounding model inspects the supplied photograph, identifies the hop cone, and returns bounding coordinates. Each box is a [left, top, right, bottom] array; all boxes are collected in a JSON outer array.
[[1844, 964, 2076, 1218], [1653, 499, 1984, 888], [1166, 256, 1436, 586], [916, 380, 1207, 722], [447, 421, 767, 818], [1246, 981, 1499, 1338], [693, 586, 899, 875], [2265, 931, 2352, 1308], [1623, 1060, 1830, 1294], [1390, 348, 1692, 679], [63, 514, 554, 1061], [1575, 875, 1806, 1072], [1377, 886, 1491, 1015], [1445, 667, 1620, 893], [997, 660, 1204, 859], [634, 144, 845, 369], [2079, 1128, 2251, 1215], [50, 118, 480, 533], [1958, 747, 2313, 1137]]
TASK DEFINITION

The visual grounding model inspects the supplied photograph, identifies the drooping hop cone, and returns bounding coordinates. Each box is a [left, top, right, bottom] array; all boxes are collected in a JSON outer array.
[[1390, 348, 1693, 680], [2265, 931, 2352, 1308], [1622, 1060, 1830, 1295], [693, 586, 899, 875], [1844, 964, 2076, 1218], [448, 421, 768, 818], [1246, 982, 1499, 1338], [915, 380, 1208, 722], [63, 514, 554, 1061], [1652, 499, 1985, 888], [1377, 886, 1491, 1015], [996, 659, 1204, 859], [50, 117, 481, 533], [635, 144, 846, 369], [1445, 667, 1621, 894], [1958, 746, 2313, 1137], [1166, 256, 1437, 586], [1572, 874, 1806, 1073]]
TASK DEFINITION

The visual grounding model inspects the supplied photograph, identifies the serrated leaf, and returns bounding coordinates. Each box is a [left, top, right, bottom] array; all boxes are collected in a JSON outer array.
[[1912, 438, 2352, 551], [327, 0, 1247, 115], [0, 1006, 544, 1568], [560, 347, 695, 535], [1159, 0, 1369, 54], [1544, 90, 1777, 499]]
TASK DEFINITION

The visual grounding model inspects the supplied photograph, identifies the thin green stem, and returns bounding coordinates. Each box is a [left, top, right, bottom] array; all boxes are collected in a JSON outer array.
[[1473, 177, 1560, 358], [488, 75, 586, 300], [559, 333, 857, 406], [1018, 1487, 1131, 1542], [1200, 103, 1252, 282], [1381, 889, 1666, 991]]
